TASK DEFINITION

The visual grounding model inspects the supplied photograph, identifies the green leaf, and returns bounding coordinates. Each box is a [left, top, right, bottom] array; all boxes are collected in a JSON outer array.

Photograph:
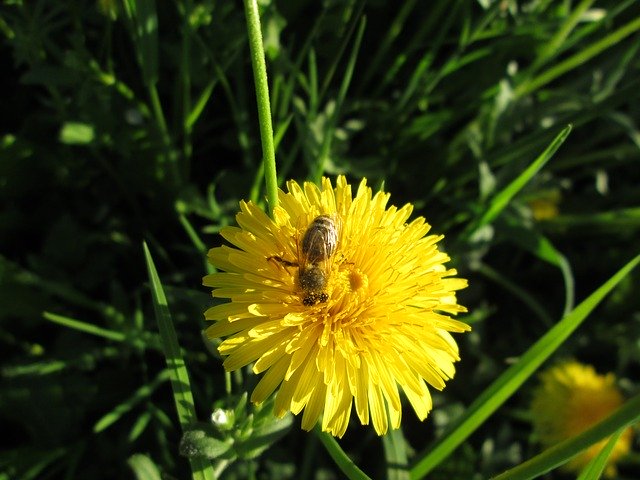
[[180, 428, 235, 460], [409, 252, 640, 480]]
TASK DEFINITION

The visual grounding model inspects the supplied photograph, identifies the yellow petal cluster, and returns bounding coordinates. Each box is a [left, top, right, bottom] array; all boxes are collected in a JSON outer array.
[[204, 176, 469, 437], [530, 360, 633, 476]]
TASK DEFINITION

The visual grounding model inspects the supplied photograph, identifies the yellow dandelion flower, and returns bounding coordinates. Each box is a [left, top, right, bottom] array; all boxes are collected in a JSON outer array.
[[203, 176, 470, 437], [527, 190, 561, 221], [530, 360, 633, 477]]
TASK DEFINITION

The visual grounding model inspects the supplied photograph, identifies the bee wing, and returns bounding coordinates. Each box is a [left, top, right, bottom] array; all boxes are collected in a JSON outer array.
[[299, 227, 328, 265], [297, 213, 341, 273]]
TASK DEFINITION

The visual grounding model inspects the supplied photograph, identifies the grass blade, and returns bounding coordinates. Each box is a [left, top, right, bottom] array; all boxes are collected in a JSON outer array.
[[313, 16, 366, 181], [491, 396, 640, 480], [128, 453, 162, 480], [409, 252, 640, 479], [532, 0, 596, 70], [516, 15, 640, 97], [575, 428, 625, 480], [121, 0, 159, 87], [43, 311, 125, 342], [383, 426, 410, 480], [93, 369, 170, 433], [465, 125, 572, 240], [143, 242, 216, 480]]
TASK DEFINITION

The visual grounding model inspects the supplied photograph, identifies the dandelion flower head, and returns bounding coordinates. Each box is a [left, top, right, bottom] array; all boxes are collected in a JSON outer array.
[[204, 176, 470, 437], [530, 360, 633, 476]]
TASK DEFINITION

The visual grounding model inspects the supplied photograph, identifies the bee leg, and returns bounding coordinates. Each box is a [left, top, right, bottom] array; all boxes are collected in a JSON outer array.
[[267, 255, 298, 268]]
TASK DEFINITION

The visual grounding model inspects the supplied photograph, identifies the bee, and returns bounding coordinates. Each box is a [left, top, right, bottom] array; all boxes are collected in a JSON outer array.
[[269, 215, 341, 306], [298, 215, 341, 305]]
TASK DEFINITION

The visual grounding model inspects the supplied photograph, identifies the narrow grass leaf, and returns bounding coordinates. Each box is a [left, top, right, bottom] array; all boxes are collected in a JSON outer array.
[[576, 428, 626, 480], [93, 369, 170, 433], [318, 2, 364, 100], [383, 426, 410, 480], [187, 79, 217, 130], [410, 252, 640, 479], [178, 213, 208, 254], [43, 311, 125, 342], [359, 0, 417, 89], [314, 17, 366, 181], [502, 225, 575, 316], [548, 207, 640, 231], [474, 262, 552, 327], [128, 411, 153, 442], [466, 125, 572, 239], [532, 0, 596, 69], [144, 242, 197, 427], [2, 447, 66, 480], [516, 15, 640, 97], [491, 395, 640, 480], [315, 428, 372, 480], [143, 242, 216, 480], [128, 453, 162, 480]]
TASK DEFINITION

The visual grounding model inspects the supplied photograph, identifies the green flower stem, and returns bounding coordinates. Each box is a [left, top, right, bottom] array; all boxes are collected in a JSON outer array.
[[315, 428, 372, 480], [243, 0, 278, 215], [491, 392, 640, 480]]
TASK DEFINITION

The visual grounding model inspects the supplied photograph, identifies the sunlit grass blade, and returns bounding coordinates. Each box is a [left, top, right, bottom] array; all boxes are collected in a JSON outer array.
[[575, 428, 625, 480], [43, 311, 126, 342], [491, 395, 640, 480], [532, 0, 596, 70], [313, 16, 366, 181], [383, 426, 410, 480], [464, 125, 572, 240], [128, 453, 162, 480], [409, 252, 640, 480], [93, 369, 170, 433], [43, 311, 163, 351], [315, 428, 372, 480], [143, 241, 216, 480], [516, 15, 640, 97], [128, 411, 153, 442]]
